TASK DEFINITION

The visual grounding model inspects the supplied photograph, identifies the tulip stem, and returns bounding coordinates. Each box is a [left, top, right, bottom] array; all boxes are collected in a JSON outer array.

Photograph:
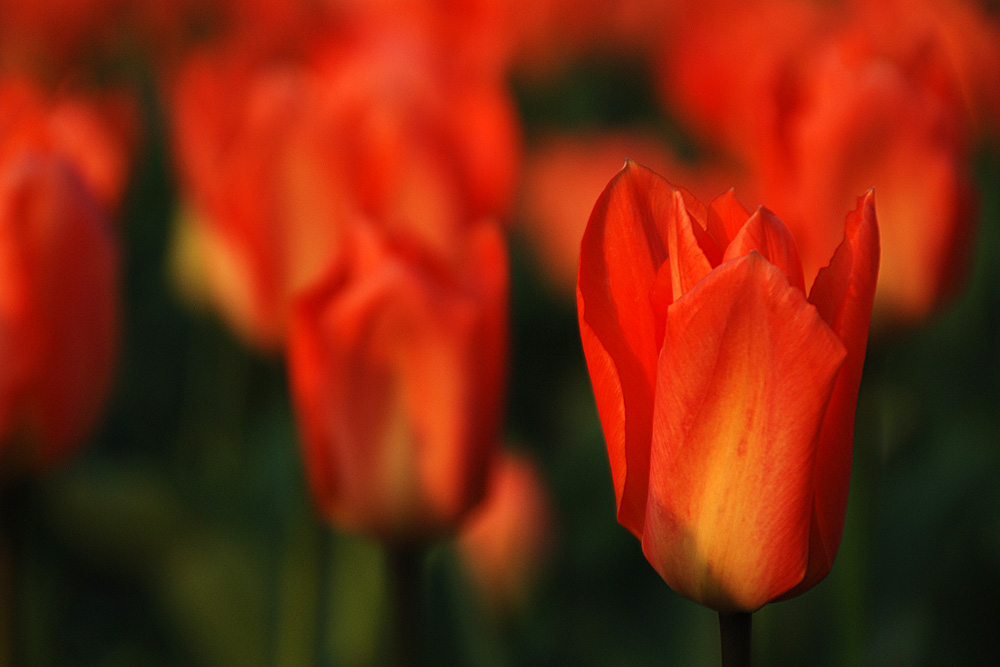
[[388, 545, 424, 667], [0, 513, 10, 667], [0, 485, 21, 667], [719, 612, 752, 667], [314, 528, 332, 667]]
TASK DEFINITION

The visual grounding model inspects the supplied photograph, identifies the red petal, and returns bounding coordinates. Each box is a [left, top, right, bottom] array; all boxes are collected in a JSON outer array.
[[461, 220, 509, 501], [642, 253, 846, 612], [577, 160, 674, 537], [707, 188, 750, 250], [789, 189, 879, 595], [288, 224, 494, 542], [666, 189, 714, 300], [722, 206, 806, 292]]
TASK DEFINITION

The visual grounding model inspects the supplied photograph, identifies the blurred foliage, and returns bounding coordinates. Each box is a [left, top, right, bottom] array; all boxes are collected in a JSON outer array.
[[3, 46, 1000, 667]]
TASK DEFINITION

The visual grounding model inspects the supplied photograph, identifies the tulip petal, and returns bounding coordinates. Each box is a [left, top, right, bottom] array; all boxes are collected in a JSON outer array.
[[722, 206, 806, 292], [577, 160, 674, 537], [460, 220, 509, 505], [642, 253, 846, 611], [707, 188, 750, 250], [674, 186, 724, 267], [666, 189, 714, 300], [789, 189, 879, 595], [289, 223, 492, 542]]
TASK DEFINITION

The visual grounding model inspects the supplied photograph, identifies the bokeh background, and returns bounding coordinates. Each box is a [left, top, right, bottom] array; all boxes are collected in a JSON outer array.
[[2, 1, 1000, 665]]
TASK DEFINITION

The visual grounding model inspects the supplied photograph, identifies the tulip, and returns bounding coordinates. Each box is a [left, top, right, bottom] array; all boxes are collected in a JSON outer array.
[[758, 30, 974, 326], [171, 23, 520, 347], [0, 78, 132, 211], [287, 220, 508, 544], [658, 1, 977, 329], [849, 0, 1000, 135], [0, 137, 120, 472], [0, 78, 123, 473], [577, 161, 879, 612], [658, 0, 831, 160], [457, 450, 553, 616]]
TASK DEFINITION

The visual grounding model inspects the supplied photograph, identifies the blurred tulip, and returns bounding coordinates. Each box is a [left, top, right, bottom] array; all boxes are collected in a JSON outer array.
[[171, 24, 520, 347], [288, 220, 508, 544], [577, 161, 879, 611], [658, 0, 831, 159], [0, 81, 121, 472], [520, 131, 735, 294], [0, 79, 132, 210], [458, 450, 553, 615], [0, 0, 195, 76], [760, 30, 976, 326], [849, 0, 1000, 135], [659, 0, 978, 327]]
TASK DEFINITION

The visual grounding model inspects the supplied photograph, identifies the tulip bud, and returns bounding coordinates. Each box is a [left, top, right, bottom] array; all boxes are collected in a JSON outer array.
[[659, 1, 978, 329], [763, 29, 975, 327], [288, 221, 508, 544], [0, 79, 123, 473], [577, 161, 878, 611], [457, 450, 553, 616], [170, 24, 520, 348], [0, 153, 119, 472]]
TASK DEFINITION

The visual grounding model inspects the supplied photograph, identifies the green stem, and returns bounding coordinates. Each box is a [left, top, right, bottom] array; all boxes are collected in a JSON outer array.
[[719, 612, 752, 667], [313, 528, 332, 667], [0, 500, 11, 667], [387, 546, 424, 667], [0, 484, 24, 667]]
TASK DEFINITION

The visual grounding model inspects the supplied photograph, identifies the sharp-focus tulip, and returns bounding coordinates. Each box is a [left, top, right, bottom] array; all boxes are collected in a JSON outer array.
[[577, 161, 879, 612], [288, 221, 508, 544], [458, 450, 553, 615], [0, 85, 121, 471]]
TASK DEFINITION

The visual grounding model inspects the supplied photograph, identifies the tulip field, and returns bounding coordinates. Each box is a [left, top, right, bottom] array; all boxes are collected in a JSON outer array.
[[1, 1, 999, 665]]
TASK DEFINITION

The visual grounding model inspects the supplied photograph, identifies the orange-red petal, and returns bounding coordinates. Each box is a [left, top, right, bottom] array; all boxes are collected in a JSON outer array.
[[577, 160, 674, 537], [666, 189, 714, 301], [722, 206, 806, 293], [707, 188, 750, 251], [791, 189, 879, 595], [642, 252, 846, 611]]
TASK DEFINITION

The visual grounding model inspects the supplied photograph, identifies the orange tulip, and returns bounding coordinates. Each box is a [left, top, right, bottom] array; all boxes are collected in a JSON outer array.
[[659, 1, 978, 327], [0, 81, 121, 471], [757, 29, 975, 326], [577, 161, 878, 612], [171, 24, 520, 347], [849, 0, 1000, 135], [658, 0, 831, 160], [457, 450, 553, 615], [288, 220, 508, 543]]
